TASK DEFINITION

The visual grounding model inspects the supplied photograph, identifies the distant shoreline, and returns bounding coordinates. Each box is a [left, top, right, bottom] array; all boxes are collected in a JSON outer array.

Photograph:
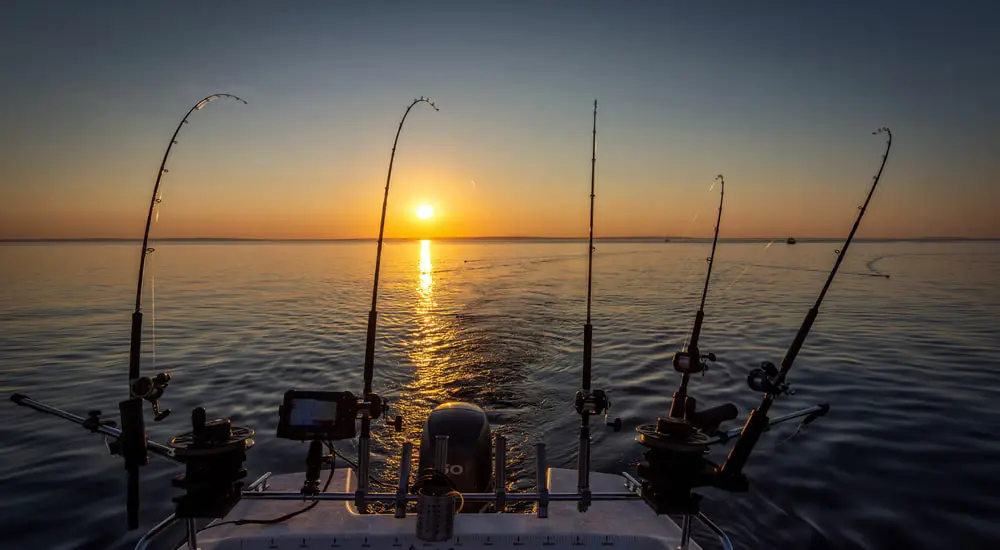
[[2, 236, 997, 244]]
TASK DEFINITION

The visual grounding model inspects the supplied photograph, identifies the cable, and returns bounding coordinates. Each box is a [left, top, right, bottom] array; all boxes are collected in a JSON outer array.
[[198, 441, 402, 536], [324, 442, 396, 489], [199, 446, 337, 532]]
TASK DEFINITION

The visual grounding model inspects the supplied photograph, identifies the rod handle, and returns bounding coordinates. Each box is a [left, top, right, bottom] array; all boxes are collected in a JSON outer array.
[[128, 311, 143, 391]]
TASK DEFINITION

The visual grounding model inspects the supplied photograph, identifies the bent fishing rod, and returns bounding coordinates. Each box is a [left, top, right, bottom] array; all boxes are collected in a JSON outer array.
[[668, 175, 724, 419], [121, 93, 248, 530], [128, 94, 247, 417], [358, 96, 438, 510], [719, 127, 893, 478], [574, 100, 620, 512]]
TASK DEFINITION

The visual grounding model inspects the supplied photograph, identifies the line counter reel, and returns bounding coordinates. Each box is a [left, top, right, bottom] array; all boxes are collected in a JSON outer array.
[[168, 407, 254, 520]]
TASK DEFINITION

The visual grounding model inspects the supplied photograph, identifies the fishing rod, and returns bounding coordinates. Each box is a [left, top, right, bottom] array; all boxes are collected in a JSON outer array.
[[127, 93, 247, 414], [632, 127, 891, 521], [574, 100, 619, 513], [584, 100, 598, 395], [719, 127, 893, 478], [120, 93, 246, 530], [358, 96, 438, 511], [668, 175, 724, 419]]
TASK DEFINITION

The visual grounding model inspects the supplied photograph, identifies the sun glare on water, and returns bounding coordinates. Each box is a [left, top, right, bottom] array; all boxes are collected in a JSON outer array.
[[416, 204, 434, 220]]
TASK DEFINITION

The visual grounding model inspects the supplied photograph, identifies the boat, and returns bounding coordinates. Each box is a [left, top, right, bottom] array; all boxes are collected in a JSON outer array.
[[786, 237, 797, 244], [8, 94, 894, 550]]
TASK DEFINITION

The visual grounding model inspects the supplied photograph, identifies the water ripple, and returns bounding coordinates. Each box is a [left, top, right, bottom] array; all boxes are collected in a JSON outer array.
[[0, 241, 998, 549]]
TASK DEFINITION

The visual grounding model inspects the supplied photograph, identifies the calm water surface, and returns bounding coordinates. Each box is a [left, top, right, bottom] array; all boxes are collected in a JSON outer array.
[[1, 241, 998, 549]]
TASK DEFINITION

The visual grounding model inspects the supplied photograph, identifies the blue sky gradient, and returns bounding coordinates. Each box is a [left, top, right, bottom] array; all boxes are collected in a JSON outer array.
[[1, 1, 997, 238]]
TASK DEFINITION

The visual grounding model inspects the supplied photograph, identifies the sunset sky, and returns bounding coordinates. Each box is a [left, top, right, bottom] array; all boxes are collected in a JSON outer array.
[[1, 1, 997, 240]]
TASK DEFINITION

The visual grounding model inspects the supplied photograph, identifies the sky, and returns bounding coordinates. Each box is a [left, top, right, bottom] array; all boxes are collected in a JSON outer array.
[[1, 1, 997, 240]]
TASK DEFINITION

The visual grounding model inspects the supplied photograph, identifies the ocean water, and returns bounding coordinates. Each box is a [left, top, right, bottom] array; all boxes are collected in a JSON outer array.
[[0, 240, 998, 549]]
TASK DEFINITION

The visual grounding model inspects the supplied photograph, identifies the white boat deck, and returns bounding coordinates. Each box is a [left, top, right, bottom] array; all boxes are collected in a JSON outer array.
[[188, 468, 699, 550]]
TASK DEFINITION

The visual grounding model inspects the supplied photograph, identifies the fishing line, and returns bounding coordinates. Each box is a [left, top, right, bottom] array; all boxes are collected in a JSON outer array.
[[748, 262, 889, 279], [718, 240, 775, 298], [150, 191, 162, 372], [150, 248, 156, 373], [677, 180, 727, 352]]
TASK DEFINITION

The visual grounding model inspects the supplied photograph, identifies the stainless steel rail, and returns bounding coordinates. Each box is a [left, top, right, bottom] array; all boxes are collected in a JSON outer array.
[[711, 404, 828, 444], [133, 513, 178, 550], [11, 394, 178, 462], [696, 512, 734, 550], [240, 491, 640, 502]]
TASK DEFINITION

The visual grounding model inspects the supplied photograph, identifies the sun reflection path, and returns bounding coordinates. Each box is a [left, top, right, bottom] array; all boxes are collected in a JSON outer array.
[[419, 239, 433, 301], [370, 239, 529, 504]]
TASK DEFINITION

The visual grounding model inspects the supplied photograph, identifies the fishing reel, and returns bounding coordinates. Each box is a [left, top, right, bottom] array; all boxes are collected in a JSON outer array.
[[747, 361, 791, 396], [574, 389, 622, 431], [131, 371, 172, 421], [169, 406, 254, 519], [672, 350, 716, 375]]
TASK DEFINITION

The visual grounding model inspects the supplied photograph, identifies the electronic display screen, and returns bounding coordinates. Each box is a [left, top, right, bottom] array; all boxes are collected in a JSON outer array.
[[288, 398, 338, 427], [276, 390, 357, 441]]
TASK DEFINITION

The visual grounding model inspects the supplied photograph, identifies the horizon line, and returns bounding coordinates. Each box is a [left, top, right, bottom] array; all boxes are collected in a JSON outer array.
[[2, 235, 997, 244]]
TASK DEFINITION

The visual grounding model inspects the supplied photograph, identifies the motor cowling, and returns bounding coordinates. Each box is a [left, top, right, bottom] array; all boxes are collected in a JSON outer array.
[[418, 402, 492, 499]]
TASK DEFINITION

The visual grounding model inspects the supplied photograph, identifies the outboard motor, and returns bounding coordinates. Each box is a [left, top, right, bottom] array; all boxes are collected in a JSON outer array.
[[418, 402, 492, 508]]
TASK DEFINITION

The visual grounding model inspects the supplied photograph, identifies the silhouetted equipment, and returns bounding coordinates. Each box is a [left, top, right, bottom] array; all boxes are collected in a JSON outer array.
[[129, 94, 247, 410], [418, 403, 492, 497], [168, 407, 254, 520], [720, 127, 892, 479], [668, 175, 726, 422], [119, 397, 148, 529], [120, 92, 246, 530], [574, 99, 621, 513], [276, 390, 365, 441], [356, 96, 438, 512], [634, 127, 892, 518], [6, 121, 892, 550]]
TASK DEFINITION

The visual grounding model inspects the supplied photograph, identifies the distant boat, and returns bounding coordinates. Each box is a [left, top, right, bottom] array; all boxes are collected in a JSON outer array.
[[786, 237, 797, 244], [663, 238, 670, 243]]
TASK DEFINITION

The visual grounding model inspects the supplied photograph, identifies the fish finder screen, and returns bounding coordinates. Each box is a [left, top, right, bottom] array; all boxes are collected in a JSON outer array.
[[288, 398, 338, 427]]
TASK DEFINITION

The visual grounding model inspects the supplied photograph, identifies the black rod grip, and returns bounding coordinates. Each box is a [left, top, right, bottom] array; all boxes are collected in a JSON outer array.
[[689, 310, 704, 351], [582, 324, 593, 391], [780, 307, 818, 378], [362, 310, 378, 394], [119, 398, 148, 468], [119, 397, 146, 530], [128, 312, 143, 387], [719, 404, 770, 478]]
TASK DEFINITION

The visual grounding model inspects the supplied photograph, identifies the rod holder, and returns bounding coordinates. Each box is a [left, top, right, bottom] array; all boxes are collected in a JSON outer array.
[[495, 435, 506, 512], [416, 488, 456, 542], [356, 417, 371, 513], [535, 443, 549, 518], [577, 423, 591, 512], [679, 514, 692, 550], [434, 435, 449, 472], [395, 442, 412, 518]]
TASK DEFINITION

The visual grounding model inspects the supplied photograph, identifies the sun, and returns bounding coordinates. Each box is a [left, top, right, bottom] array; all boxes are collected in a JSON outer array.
[[416, 204, 434, 220]]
